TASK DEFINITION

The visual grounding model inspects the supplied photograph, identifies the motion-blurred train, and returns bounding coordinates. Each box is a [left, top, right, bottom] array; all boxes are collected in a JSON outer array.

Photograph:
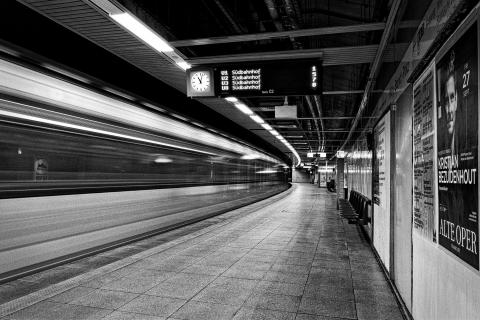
[[0, 54, 289, 280]]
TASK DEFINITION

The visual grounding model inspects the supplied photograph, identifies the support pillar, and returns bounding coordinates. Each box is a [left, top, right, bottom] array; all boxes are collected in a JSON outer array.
[[336, 158, 345, 209]]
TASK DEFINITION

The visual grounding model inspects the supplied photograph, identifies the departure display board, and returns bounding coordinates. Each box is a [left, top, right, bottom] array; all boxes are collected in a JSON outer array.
[[214, 60, 321, 97]]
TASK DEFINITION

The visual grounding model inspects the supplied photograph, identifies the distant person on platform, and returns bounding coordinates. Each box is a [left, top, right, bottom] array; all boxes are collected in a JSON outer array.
[[327, 177, 336, 192]]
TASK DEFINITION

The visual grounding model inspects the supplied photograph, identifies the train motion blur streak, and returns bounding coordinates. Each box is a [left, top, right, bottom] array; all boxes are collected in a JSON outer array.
[[0, 57, 289, 280]]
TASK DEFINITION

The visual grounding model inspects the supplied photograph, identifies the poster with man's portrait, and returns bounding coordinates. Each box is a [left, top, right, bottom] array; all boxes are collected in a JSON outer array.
[[436, 23, 478, 269]]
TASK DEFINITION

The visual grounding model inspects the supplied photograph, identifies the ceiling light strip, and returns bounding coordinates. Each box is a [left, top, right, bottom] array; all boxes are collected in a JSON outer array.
[[90, 0, 191, 71], [224, 96, 301, 166], [109, 12, 174, 53]]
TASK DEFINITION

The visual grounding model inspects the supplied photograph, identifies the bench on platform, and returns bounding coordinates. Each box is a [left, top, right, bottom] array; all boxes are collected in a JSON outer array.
[[338, 190, 371, 225]]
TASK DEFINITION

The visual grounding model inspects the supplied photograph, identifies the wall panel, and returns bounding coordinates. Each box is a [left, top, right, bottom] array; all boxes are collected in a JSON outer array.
[[412, 9, 480, 319], [393, 85, 413, 310], [373, 111, 392, 271]]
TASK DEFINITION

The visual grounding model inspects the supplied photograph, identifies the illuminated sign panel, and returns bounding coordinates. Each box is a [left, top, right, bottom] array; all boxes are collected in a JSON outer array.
[[275, 105, 297, 119], [336, 150, 346, 158], [215, 60, 322, 97], [307, 152, 326, 158]]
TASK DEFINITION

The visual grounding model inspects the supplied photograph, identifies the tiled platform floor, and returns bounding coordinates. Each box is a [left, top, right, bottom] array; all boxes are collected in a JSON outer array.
[[0, 184, 404, 320]]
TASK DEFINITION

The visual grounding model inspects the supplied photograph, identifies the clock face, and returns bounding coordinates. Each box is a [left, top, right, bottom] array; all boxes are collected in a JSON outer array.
[[190, 71, 210, 92]]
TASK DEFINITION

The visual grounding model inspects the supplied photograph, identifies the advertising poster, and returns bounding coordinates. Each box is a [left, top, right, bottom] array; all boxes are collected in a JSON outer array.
[[34, 158, 48, 181], [436, 23, 478, 269], [373, 112, 391, 271], [373, 118, 386, 207], [413, 68, 436, 241]]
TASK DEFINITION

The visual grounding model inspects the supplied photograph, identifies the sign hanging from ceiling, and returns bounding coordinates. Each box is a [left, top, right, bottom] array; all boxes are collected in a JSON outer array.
[[215, 60, 321, 97], [307, 152, 326, 158], [186, 68, 216, 97], [275, 105, 297, 119]]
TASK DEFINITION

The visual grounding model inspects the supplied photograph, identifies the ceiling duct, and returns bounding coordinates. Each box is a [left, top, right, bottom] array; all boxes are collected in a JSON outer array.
[[305, 96, 322, 153]]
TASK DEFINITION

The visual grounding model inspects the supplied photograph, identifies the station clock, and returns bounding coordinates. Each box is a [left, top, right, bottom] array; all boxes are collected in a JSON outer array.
[[186, 68, 215, 97]]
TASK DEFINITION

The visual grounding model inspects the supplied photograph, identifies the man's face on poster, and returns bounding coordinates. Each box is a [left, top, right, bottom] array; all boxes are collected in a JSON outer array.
[[445, 75, 457, 135]]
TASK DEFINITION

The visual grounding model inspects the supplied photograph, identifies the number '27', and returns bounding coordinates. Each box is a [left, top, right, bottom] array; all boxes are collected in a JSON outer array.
[[462, 70, 470, 89]]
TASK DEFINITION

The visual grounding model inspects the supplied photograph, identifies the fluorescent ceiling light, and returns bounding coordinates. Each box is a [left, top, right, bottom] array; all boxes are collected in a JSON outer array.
[[270, 130, 280, 136], [250, 115, 264, 124], [261, 123, 273, 131], [234, 103, 253, 115], [241, 154, 258, 160], [110, 12, 174, 53], [256, 169, 277, 174], [225, 97, 238, 103], [155, 157, 172, 163], [176, 61, 191, 70]]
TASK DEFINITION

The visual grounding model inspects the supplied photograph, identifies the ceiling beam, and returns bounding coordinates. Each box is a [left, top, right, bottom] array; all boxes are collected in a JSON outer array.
[[295, 149, 343, 152], [187, 43, 407, 66], [295, 147, 339, 149], [290, 139, 350, 141], [323, 90, 364, 95], [188, 48, 323, 64], [274, 128, 369, 134], [264, 116, 377, 120], [171, 22, 386, 47], [335, 0, 403, 155], [303, 8, 374, 23], [282, 130, 363, 133], [323, 89, 388, 95], [170, 20, 418, 47], [253, 129, 367, 133]]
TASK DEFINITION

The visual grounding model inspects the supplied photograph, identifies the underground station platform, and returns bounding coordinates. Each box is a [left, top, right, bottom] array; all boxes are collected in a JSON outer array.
[[0, 185, 403, 320], [2, 1, 480, 319]]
